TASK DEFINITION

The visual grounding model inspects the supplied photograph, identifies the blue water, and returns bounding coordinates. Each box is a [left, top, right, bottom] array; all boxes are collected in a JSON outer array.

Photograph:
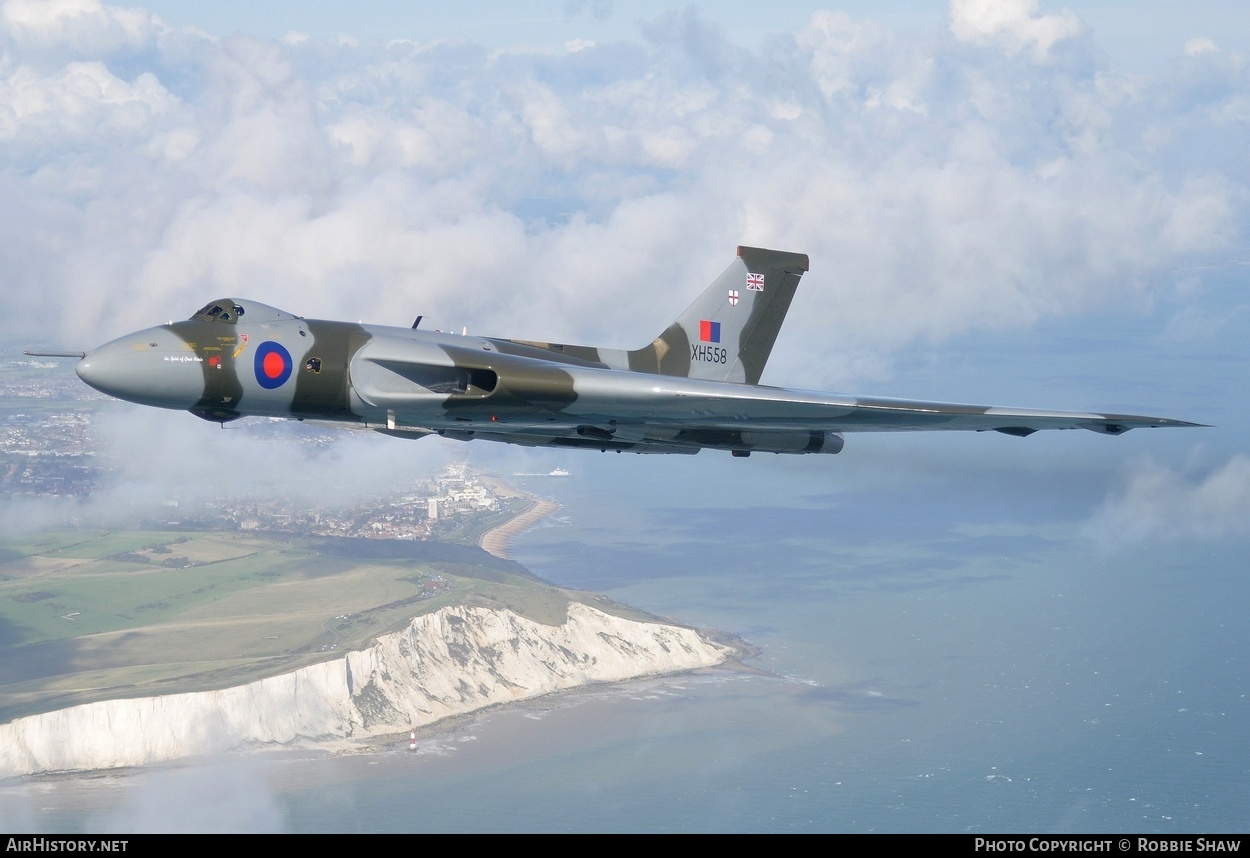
[[3, 446, 1247, 832]]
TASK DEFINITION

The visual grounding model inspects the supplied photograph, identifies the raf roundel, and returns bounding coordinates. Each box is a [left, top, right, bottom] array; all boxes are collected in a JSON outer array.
[[254, 341, 293, 389]]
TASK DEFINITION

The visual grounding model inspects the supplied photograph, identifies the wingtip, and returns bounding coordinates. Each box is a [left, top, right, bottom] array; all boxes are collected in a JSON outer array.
[[1150, 417, 1212, 429], [1082, 415, 1210, 435]]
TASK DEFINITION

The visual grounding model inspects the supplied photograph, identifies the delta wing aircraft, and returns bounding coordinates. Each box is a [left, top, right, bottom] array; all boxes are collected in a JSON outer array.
[[33, 246, 1200, 456]]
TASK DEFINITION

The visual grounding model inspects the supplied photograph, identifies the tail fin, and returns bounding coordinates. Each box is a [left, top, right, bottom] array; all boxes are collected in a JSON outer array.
[[627, 246, 809, 384]]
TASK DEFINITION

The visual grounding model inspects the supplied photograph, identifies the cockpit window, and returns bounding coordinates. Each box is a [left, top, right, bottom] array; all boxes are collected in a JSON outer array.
[[191, 301, 245, 324]]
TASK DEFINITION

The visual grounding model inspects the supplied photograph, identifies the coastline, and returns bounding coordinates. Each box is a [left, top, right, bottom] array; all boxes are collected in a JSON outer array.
[[0, 601, 735, 778], [475, 476, 561, 559], [0, 471, 757, 779]]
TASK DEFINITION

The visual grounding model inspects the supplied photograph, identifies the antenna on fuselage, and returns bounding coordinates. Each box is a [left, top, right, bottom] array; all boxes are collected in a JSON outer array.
[[412, 315, 423, 329]]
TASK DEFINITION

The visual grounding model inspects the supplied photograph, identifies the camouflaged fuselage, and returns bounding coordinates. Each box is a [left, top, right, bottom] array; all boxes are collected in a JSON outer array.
[[67, 247, 1203, 456]]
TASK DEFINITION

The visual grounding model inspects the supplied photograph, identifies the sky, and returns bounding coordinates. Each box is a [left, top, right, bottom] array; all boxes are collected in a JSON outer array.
[[2, 0, 1247, 538], [4, 0, 1245, 363], [1, 0, 1249, 833]]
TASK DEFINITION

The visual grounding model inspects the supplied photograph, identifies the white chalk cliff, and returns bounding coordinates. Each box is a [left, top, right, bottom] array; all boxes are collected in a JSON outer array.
[[0, 603, 732, 778]]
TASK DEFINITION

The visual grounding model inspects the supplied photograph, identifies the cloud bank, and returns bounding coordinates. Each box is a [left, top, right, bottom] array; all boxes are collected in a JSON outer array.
[[0, 1, 1244, 391], [1086, 454, 1250, 545]]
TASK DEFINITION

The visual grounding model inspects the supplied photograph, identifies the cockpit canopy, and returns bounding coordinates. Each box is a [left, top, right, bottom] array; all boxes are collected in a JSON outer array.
[[192, 301, 244, 323], [190, 299, 300, 324]]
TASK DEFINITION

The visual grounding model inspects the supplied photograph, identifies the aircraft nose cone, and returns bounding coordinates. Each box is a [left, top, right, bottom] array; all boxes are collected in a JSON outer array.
[[77, 329, 204, 409], [75, 347, 129, 395]]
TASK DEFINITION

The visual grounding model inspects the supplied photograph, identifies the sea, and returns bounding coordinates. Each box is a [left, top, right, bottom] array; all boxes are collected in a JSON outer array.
[[2, 441, 1247, 833]]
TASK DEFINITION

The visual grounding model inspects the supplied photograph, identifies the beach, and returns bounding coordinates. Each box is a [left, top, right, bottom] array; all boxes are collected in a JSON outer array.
[[476, 476, 561, 559]]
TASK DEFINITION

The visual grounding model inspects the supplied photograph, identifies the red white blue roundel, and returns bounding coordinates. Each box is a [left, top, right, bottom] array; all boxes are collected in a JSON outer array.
[[254, 341, 293, 389]]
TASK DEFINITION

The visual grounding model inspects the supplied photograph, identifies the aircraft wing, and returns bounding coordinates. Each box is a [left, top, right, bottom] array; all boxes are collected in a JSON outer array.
[[546, 369, 1197, 434], [368, 351, 1202, 454]]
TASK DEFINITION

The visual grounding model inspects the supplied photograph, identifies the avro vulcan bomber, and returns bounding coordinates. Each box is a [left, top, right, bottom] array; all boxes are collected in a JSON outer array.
[[33, 247, 1200, 456]]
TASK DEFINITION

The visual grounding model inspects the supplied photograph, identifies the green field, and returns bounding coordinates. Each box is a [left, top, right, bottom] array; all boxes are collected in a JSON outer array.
[[0, 529, 641, 722]]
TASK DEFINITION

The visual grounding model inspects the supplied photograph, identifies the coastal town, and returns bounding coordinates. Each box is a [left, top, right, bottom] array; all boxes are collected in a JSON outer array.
[[0, 356, 99, 498], [0, 353, 544, 546]]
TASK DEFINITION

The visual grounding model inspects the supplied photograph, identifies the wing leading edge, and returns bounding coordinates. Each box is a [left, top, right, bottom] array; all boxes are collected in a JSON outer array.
[[363, 350, 1203, 455]]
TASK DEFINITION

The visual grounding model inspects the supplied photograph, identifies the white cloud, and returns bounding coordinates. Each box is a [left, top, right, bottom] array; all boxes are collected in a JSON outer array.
[[2, 0, 164, 55], [797, 10, 894, 101], [0, 60, 176, 140], [949, 0, 1083, 61], [328, 98, 483, 171], [194, 36, 332, 193], [1086, 455, 1250, 544], [0, 1, 1245, 392], [132, 178, 532, 334], [91, 759, 285, 833], [513, 80, 588, 165], [1159, 174, 1238, 255], [1184, 38, 1218, 57], [0, 403, 455, 535], [106, 408, 449, 502]]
